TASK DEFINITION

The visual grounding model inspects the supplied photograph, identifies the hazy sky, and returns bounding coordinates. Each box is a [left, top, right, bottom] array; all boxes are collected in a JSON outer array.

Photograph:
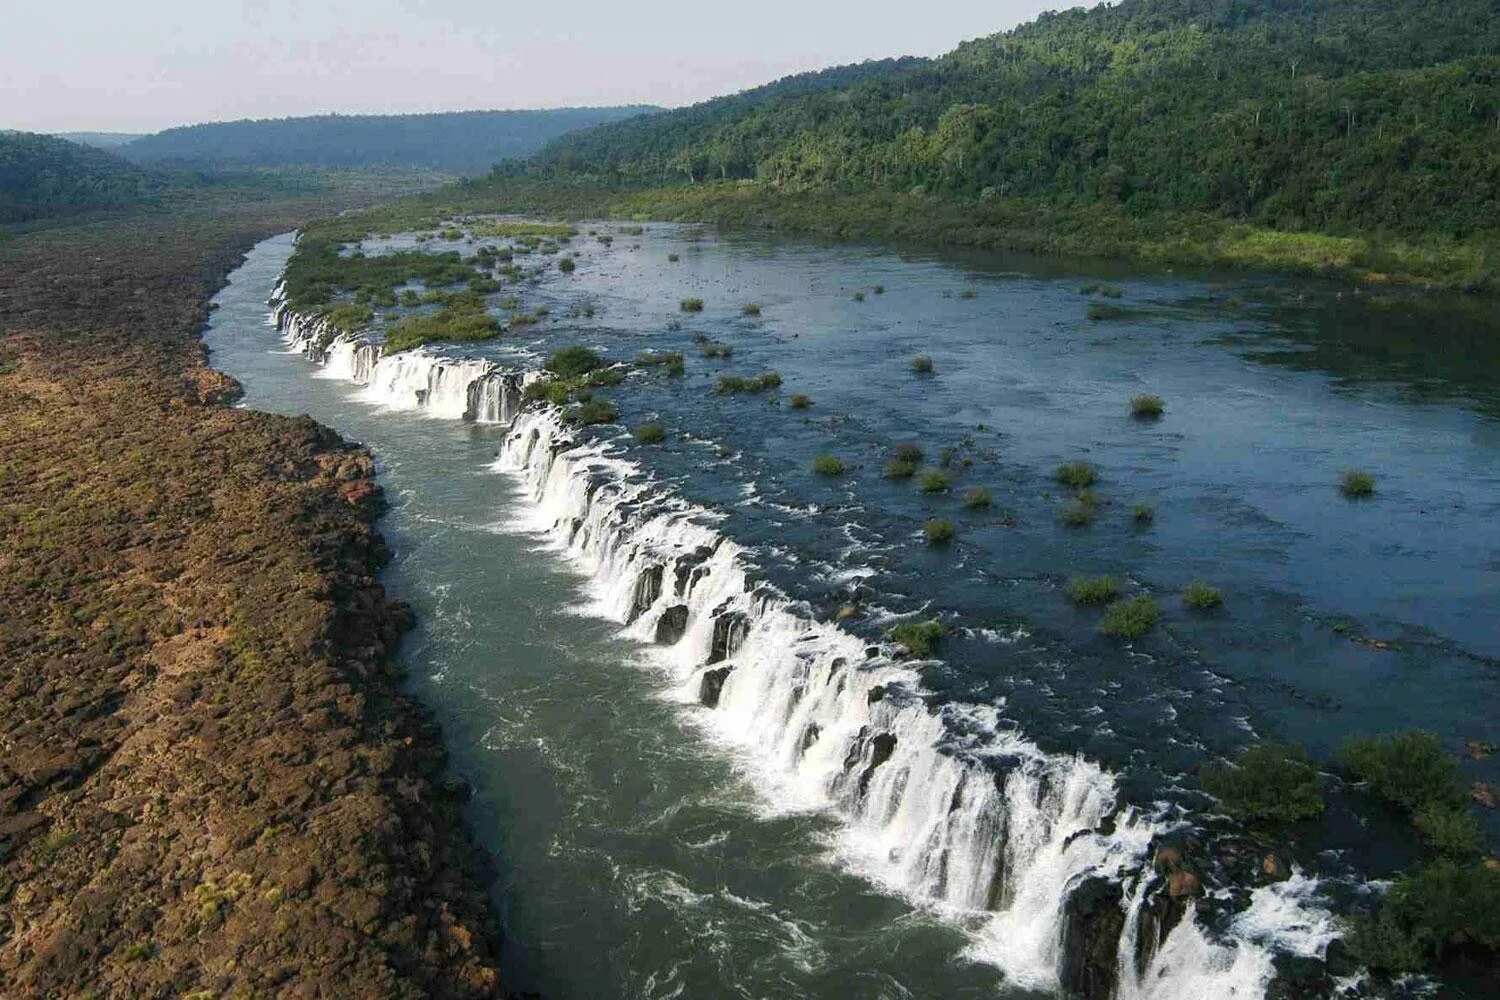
[[2, 1, 1091, 134]]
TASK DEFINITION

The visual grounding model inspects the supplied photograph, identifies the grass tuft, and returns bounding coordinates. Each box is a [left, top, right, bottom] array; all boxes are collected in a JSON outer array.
[[1183, 581, 1223, 610], [919, 469, 952, 493], [1130, 394, 1165, 419], [911, 355, 934, 374], [633, 422, 666, 444], [1099, 595, 1159, 639], [1055, 461, 1097, 489], [924, 519, 956, 545], [812, 454, 845, 476], [962, 487, 992, 510], [680, 297, 704, 312], [1341, 469, 1376, 498], [1065, 575, 1122, 606], [789, 393, 812, 409], [888, 619, 944, 656]]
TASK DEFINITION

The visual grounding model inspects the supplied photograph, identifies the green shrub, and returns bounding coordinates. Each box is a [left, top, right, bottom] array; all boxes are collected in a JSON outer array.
[[962, 487, 992, 510], [853, 291, 866, 301], [667, 253, 680, 262], [1055, 461, 1097, 488], [1065, 575, 1121, 606], [960, 288, 977, 299], [123, 941, 157, 963], [888, 619, 945, 656], [633, 422, 666, 444], [1413, 801, 1485, 857], [1131, 394, 1165, 419], [873, 284, 886, 294], [546, 345, 605, 378], [635, 350, 684, 368], [1339, 730, 1466, 816], [587, 367, 626, 387], [1060, 501, 1095, 527], [699, 340, 734, 359], [558, 256, 576, 273], [568, 399, 618, 426], [893, 442, 924, 463], [742, 303, 761, 316], [1099, 595, 1159, 638], [716, 371, 782, 394], [1183, 581, 1223, 610], [919, 470, 952, 493], [1346, 860, 1500, 974], [1131, 503, 1156, 524], [812, 454, 845, 476], [884, 457, 918, 479], [1341, 469, 1376, 498], [1200, 743, 1324, 823], [789, 393, 812, 409], [924, 519, 956, 545], [680, 297, 704, 312], [911, 355, 934, 374]]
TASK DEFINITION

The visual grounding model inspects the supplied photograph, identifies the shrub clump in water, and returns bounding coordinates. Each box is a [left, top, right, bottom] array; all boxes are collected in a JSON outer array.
[[924, 519, 955, 545], [789, 393, 812, 409], [911, 355, 934, 374], [680, 297, 704, 312], [962, 487, 992, 510], [811, 454, 845, 476], [546, 345, 606, 379], [888, 619, 944, 656], [1183, 581, 1223, 610], [919, 470, 951, 493], [1131, 394, 1165, 419], [715, 372, 781, 394], [1056, 461, 1097, 489], [567, 399, 618, 427], [1341, 469, 1376, 498], [1199, 743, 1325, 824], [1099, 595, 1159, 638], [1060, 501, 1095, 527], [742, 303, 761, 316], [1132, 503, 1156, 524], [1065, 575, 1122, 606], [633, 422, 666, 444]]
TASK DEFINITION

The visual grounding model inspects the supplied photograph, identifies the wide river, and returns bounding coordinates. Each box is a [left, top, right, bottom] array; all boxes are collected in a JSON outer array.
[[207, 225, 1498, 999]]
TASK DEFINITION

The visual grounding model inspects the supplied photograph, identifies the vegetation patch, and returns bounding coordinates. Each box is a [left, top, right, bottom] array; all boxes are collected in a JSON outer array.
[[1341, 469, 1376, 498], [715, 372, 782, 394], [1099, 595, 1159, 639], [633, 422, 666, 444], [1130, 394, 1165, 419], [680, 297, 705, 312], [1183, 581, 1223, 610], [812, 454, 845, 476], [546, 345, 606, 378], [924, 519, 956, 545], [962, 487, 992, 510], [911, 355, 934, 374], [919, 469, 952, 493], [1055, 461, 1097, 489], [888, 619, 945, 657], [567, 399, 619, 426], [1200, 743, 1325, 824], [789, 393, 812, 409], [1065, 575, 1122, 606]]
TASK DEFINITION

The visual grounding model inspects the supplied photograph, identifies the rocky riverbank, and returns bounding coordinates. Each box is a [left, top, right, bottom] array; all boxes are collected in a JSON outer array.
[[0, 213, 506, 996]]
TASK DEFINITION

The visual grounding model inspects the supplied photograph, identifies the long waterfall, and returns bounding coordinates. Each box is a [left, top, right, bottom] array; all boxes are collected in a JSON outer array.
[[271, 294, 522, 424], [266, 277, 1336, 999]]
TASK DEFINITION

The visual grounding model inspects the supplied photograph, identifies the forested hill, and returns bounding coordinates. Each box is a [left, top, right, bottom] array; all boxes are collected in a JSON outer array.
[[0, 132, 152, 224], [120, 107, 658, 174], [526, 0, 1500, 239]]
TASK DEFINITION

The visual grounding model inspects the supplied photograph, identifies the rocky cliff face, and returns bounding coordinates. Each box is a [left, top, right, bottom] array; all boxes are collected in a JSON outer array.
[[0, 213, 506, 997]]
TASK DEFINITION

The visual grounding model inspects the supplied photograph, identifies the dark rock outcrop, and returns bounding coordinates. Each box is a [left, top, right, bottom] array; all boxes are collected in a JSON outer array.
[[655, 604, 690, 645], [699, 666, 734, 708], [1059, 875, 1127, 1000]]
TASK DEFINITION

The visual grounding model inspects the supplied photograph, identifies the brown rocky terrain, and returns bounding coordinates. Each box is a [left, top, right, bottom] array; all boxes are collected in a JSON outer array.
[[0, 212, 505, 997]]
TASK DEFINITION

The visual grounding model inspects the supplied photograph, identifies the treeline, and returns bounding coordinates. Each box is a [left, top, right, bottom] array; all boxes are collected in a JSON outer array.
[[524, 0, 1500, 240], [0, 133, 153, 224], [120, 107, 658, 175]]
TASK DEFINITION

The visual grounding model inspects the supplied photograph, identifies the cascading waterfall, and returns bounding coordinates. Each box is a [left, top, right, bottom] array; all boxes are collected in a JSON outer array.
[[270, 289, 523, 425], [492, 407, 1301, 999], [266, 269, 1336, 999]]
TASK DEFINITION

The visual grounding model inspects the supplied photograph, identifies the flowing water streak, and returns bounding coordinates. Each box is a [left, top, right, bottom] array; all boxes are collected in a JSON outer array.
[[268, 284, 1314, 998]]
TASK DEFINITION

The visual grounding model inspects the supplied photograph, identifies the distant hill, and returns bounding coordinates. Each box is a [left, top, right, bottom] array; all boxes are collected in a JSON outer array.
[[529, 0, 1500, 238], [120, 108, 659, 175], [0, 132, 151, 224], [57, 132, 145, 150]]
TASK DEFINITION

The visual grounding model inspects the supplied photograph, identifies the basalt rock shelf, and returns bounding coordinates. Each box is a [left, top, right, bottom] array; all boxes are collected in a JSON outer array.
[[269, 268, 1341, 999], [0, 215, 505, 998]]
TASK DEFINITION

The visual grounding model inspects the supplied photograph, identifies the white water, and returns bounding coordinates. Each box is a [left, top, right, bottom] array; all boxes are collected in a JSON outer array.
[[268, 282, 1324, 999], [274, 296, 522, 424]]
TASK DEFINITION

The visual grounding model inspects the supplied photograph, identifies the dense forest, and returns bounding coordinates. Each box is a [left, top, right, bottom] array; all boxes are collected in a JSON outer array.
[[525, 0, 1500, 240], [0, 132, 152, 224], [120, 107, 657, 174]]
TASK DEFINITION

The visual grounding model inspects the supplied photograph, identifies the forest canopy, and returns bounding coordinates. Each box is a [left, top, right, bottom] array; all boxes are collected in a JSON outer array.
[[521, 0, 1500, 240]]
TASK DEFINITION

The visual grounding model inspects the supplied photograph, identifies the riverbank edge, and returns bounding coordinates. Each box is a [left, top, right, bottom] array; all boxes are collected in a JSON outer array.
[[0, 212, 509, 997], [440, 177, 1497, 295]]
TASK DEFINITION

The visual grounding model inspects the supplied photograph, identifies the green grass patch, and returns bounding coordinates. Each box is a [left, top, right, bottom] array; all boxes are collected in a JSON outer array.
[[1341, 469, 1376, 498], [546, 345, 606, 378], [1065, 575, 1122, 606], [741, 303, 761, 316], [716, 371, 781, 394], [962, 487, 992, 510], [911, 355, 934, 374], [1130, 394, 1164, 419], [1183, 581, 1223, 610], [567, 399, 618, 426], [811, 454, 845, 476], [789, 393, 812, 409], [924, 518, 956, 545], [633, 422, 666, 444], [919, 470, 952, 493], [1055, 461, 1097, 489], [1099, 595, 1159, 638], [1060, 501, 1095, 527], [680, 297, 704, 312]]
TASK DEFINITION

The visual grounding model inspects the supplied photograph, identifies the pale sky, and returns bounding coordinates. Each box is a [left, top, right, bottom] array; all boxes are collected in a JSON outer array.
[[1, 1, 1094, 134]]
